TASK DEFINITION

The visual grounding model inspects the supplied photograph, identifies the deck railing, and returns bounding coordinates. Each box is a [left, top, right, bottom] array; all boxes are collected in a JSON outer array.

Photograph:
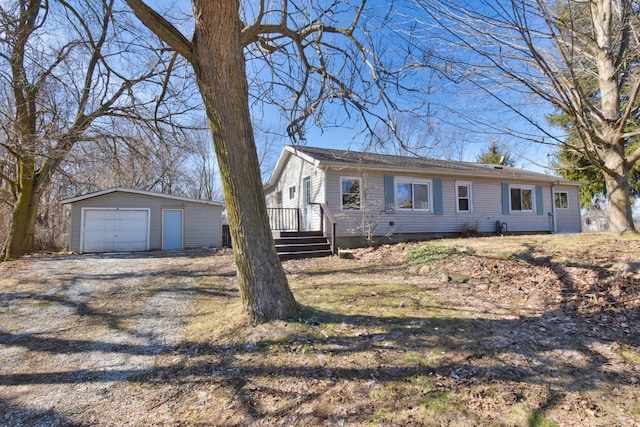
[[314, 203, 337, 255], [267, 205, 336, 254], [267, 207, 300, 231]]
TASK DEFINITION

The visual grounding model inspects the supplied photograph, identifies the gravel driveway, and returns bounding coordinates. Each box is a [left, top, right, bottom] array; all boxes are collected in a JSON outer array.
[[2, 238, 639, 426], [0, 250, 233, 426]]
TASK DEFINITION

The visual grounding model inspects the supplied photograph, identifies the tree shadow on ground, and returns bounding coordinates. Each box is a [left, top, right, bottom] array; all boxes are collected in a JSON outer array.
[[28, 249, 226, 262], [0, 303, 636, 419], [0, 248, 638, 425], [0, 397, 84, 427]]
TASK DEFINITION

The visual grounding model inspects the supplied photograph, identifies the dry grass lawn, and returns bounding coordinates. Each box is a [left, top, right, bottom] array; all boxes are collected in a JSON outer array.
[[0, 233, 639, 426]]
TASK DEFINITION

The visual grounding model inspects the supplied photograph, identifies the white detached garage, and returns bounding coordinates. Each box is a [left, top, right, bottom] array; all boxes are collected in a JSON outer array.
[[61, 187, 225, 254]]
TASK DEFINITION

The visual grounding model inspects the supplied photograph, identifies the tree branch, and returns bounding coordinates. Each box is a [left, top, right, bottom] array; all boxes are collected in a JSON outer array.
[[124, 0, 192, 62]]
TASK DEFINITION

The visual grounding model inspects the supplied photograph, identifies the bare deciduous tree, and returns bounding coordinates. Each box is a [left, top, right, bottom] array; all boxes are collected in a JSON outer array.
[[0, 0, 187, 260], [182, 128, 222, 201], [124, 0, 429, 324], [63, 126, 205, 196], [415, 0, 640, 235]]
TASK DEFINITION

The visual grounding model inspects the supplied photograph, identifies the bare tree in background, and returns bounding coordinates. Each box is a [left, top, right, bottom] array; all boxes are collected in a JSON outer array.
[[124, 0, 430, 324], [416, 0, 640, 235], [0, 0, 191, 260], [370, 112, 471, 160], [63, 127, 201, 196], [181, 127, 222, 201], [370, 113, 435, 156]]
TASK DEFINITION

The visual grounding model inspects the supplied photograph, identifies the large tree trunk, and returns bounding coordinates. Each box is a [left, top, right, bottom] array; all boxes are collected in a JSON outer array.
[[590, 0, 636, 235], [603, 149, 635, 235], [190, 0, 298, 324], [3, 160, 40, 260]]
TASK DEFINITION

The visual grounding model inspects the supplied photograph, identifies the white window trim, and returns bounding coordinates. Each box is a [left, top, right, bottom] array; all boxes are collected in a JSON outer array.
[[509, 184, 535, 213], [395, 177, 432, 212], [554, 191, 569, 209], [340, 176, 362, 211], [455, 180, 473, 213]]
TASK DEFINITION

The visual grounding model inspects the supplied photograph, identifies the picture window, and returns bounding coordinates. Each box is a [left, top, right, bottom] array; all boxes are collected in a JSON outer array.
[[510, 186, 533, 212], [396, 179, 431, 211]]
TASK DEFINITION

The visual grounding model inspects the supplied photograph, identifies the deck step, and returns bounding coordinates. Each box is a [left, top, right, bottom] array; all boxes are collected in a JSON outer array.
[[274, 237, 328, 246], [273, 231, 332, 260], [278, 249, 334, 261], [273, 230, 324, 238]]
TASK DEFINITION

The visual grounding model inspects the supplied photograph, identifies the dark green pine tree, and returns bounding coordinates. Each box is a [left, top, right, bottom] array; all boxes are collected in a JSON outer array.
[[476, 142, 516, 167], [550, 114, 640, 210]]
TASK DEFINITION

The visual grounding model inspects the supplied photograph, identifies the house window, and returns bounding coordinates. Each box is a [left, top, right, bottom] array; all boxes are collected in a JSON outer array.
[[289, 186, 296, 200], [555, 192, 569, 209], [275, 191, 282, 206], [510, 186, 533, 212], [456, 181, 473, 213], [341, 177, 361, 210], [396, 179, 431, 211]]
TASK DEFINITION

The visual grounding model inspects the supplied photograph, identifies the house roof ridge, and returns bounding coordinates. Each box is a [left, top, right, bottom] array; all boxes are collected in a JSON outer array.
[[284, 144, 579, 185]]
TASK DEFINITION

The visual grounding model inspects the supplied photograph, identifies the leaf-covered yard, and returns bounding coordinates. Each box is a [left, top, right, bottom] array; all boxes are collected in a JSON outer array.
[[1, 234, 639, 426]]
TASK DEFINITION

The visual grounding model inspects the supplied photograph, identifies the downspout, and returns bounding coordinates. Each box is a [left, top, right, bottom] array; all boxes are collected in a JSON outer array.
[[322, 166, 329, 240], [550, 182, 557, 233]]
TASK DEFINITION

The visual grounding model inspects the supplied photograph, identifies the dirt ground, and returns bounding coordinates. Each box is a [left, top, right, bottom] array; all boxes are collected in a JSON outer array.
[[0, 234, 639, 426]]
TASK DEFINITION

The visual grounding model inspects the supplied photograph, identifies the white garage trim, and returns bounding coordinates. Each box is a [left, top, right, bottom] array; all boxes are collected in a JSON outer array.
[[80, 208, 151, 254]]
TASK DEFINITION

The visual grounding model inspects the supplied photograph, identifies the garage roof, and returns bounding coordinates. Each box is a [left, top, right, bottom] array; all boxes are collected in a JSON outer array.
[[60, 187, 225, 206]]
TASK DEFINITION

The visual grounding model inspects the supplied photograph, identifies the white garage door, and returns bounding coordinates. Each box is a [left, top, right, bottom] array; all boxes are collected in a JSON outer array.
[[82, 209, 149, 253]]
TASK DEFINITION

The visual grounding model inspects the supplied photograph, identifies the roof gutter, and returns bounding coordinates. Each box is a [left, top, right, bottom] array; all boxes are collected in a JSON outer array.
[[317, 162, 580, 186]]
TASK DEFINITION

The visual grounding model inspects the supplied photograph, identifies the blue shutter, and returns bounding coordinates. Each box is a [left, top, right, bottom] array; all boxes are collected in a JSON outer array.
[[535, 185, 544, 215], [501, 183, 510, 215], [433, 178, 443, 215], [384, 175, 395, 213]]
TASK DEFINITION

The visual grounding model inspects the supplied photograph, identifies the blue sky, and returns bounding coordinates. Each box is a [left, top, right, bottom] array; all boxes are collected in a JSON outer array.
[[148, 0, 562, 176]]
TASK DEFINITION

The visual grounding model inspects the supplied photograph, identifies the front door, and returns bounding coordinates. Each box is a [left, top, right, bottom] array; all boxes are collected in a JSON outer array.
[[162, 209, 183, 250], [303, 177, 312, 230]]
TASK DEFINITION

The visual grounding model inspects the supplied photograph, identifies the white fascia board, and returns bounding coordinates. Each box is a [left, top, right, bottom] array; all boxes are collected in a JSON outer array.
[[264, 149, 292, 191], [286, 145, 322, 167], [264, 145, 323, 192]]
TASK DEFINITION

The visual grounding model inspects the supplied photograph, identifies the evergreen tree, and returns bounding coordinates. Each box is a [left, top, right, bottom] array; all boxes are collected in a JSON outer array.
[[477, 142, 515, 167], [552, 127, 640, 210]]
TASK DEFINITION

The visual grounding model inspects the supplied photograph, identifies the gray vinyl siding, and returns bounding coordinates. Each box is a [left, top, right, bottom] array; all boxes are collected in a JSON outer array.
[[67, 192, 222, 252], [183, 203, 223, 248], [554, 185, 582, 233], [265, 154, 325, 231], [325, 169, 557, 242]]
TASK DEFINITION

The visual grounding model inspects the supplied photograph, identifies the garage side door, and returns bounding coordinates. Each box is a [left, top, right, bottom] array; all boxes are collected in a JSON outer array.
[[162, 209, 183, 250], [82, 209, 149, 253]]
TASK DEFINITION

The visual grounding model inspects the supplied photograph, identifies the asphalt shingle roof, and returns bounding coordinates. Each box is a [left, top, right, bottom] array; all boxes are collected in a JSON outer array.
[[288, 145, 575, 184]]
